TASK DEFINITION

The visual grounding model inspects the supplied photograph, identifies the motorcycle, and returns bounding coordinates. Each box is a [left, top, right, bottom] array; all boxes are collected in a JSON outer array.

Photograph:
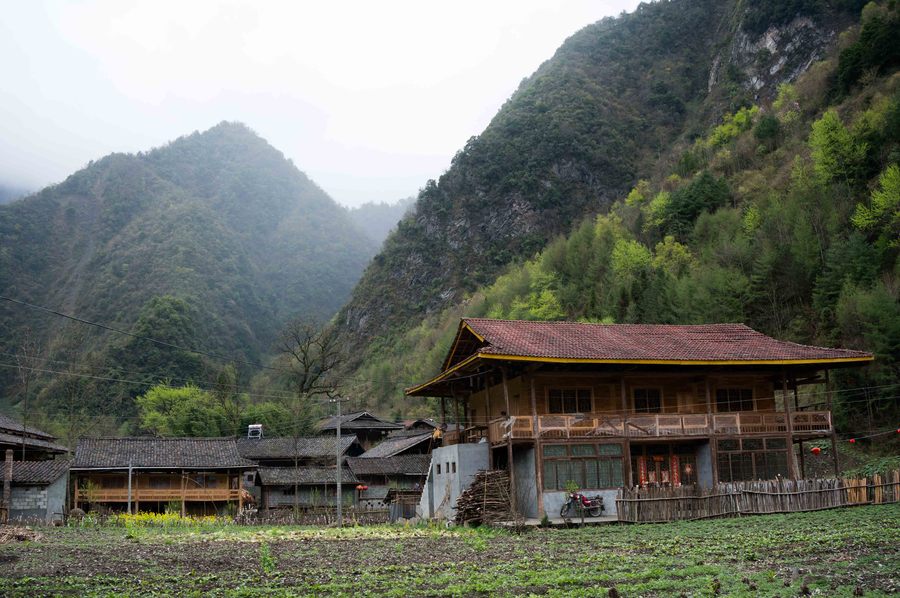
[[559, 491, 604, 518]]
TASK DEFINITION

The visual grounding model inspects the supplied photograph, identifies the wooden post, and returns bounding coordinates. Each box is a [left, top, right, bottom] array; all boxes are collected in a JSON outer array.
[[237, 471, 243, 514], [501, 367, 516, 515], [707, 377, 719, 486], [826, 369, 840, 477], [2, 449, 12, 523], [530, 376, 544, 517], [793, 376, 805, 479], [181, 470, 186, 517], [73, 474, 79, 511], [621, 378, 633, 487], [486, 374, 495, 469], [440, 397, 446, 427], [454, 394, 461, 439], [782, 369, 798, 479]]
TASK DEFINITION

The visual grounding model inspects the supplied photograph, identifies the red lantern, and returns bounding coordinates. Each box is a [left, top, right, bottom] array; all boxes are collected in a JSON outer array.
[[849, 438, 856, 444], [363, 485, 369, 491], [811, 446, 821, 455], [355, 484, 364, 491]]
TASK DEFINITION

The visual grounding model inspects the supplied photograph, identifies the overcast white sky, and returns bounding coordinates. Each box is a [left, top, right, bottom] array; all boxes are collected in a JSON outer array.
[[1, 0, 640, 207]]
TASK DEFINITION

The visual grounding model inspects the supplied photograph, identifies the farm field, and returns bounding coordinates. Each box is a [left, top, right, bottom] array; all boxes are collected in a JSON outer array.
[[1, 504, 898, 597]]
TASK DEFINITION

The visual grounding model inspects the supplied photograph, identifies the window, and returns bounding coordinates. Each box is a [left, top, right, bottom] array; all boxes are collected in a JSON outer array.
[[542, 443, 624, 490], [716, 388, 753, 412], [436, 464, 441, 475], [451, 462, 457, 474], [548, 388, 592, 414], [99, 476, 125, 489], [633, 388, 662, 413], [717, 437, 788, 482]]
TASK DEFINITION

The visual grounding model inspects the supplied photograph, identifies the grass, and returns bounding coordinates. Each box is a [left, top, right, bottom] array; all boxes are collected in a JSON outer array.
[[0, 504, 897, 596]]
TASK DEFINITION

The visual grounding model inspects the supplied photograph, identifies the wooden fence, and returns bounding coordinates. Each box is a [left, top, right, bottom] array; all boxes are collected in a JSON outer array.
[[616, 470, 900, 523]]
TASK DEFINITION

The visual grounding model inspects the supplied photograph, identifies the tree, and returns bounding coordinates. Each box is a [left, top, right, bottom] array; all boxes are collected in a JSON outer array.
[[14, 328, 41, 460], [278, 319, 345, 514], [809, 110, 868, 189], [852, 163, 900, 247]]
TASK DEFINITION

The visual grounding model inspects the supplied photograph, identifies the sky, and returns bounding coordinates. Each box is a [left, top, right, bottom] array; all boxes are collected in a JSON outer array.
[[1, 0, 640, 207]]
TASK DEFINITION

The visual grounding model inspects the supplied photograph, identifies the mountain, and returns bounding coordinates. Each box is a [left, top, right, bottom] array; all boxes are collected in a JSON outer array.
[[0, 183, 29, 205], [347, 196, 415, 246], [335, 0, 861, 388], [0, 122, 376, 420]]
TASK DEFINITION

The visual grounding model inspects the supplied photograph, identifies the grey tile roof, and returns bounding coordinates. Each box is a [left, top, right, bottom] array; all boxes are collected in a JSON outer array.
[[319, 411, 403, 431], [360, 432, 433, 458], [72, 437, 254, 470], [237, 435, 358, 460], [257, 466, 358, 486], [11, 459, 70, 485], [347, 455, 431, 477], [0, 431, 69, 454], [0, 412, 57, 440]]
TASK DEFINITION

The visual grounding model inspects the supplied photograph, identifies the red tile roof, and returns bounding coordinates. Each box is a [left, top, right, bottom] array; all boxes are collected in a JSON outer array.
[[462, 319, 872, 363]]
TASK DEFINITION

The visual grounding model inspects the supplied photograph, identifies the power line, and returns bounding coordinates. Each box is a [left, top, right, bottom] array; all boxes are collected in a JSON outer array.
[[0, 294, 292, 373]]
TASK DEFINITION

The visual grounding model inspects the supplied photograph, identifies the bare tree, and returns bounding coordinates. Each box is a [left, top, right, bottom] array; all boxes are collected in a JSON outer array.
[[278, 319, 345, 517], [15, 328, 41, 460]]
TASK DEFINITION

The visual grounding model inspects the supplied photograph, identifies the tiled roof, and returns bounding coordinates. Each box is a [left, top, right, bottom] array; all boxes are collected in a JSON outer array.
[[359, 433, 433, 458], [0, 412, 58, 441], [0, 432, 69, 454], [11, 459, 70, 485], [256, 466, 358, 486], [347, 455, 431, 477], [72, 438, 254, 470], [237, 436, 357, 460], [319, 411, 403, 431], [462, 319, 873, 363]]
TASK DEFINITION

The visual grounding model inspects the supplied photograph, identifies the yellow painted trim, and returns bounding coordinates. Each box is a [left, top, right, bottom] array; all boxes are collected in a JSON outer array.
[[476, 353, 874, 366], [462, 321, 485, 342], [441, 321, 487, 371], [410, 351, 872, 396], [406, 353, 481, 395]]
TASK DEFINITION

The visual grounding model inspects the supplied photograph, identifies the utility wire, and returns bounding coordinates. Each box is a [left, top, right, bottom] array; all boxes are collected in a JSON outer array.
[[0, 294, 292, 373]]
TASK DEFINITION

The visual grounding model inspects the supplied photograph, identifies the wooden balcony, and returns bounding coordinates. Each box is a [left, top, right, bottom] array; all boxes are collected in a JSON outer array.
[[486, 411, 832, 445], [75, 488, 241, 503]]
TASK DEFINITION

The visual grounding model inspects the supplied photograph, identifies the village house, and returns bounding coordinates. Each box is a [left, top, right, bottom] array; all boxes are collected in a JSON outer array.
[[0, 412, 68, 460], [3, 455, 69, 523], [408, 318, 873, 519], [237, 434, 363, 511], [318, 411, 404, 450], [71, 437, 255, 515]]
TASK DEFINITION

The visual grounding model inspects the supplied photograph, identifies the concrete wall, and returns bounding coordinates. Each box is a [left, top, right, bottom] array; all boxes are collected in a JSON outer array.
[[695, 441, 714, 489], [513, 446, 538, 519], [543, 489, 619, 519], [418, 443, 488, 520], [10, 475, 66, 523]]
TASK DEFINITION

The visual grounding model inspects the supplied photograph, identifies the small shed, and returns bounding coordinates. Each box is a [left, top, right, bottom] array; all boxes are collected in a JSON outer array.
[[6, 458, 69, 523]]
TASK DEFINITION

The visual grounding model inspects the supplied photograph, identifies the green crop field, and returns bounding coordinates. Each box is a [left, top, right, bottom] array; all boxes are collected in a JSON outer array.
[[1, 504, 898, 597]]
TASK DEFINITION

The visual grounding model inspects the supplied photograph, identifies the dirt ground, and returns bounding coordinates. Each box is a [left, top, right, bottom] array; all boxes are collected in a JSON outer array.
[[1, 504, 898, 596]]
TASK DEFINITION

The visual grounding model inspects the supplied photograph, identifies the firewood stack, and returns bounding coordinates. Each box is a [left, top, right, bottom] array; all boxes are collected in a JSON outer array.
[[454, 470, 511, 526]]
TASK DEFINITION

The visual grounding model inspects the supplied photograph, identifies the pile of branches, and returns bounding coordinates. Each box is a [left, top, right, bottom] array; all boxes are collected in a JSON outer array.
[[454, 470, 511, 526], [0, 526, 43, 544]]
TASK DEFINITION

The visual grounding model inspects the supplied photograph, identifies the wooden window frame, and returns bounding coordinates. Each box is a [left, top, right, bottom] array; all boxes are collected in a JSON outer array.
[[714, 387, 755, 413], [632, 387, 664, 413], [545, 387, 594, 415], [542, 442, 625, 490]]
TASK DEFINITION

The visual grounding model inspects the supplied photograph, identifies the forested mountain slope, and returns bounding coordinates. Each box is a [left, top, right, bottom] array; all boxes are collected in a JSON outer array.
[[337, 0, 868, 400], [0, 122, 376, 421]]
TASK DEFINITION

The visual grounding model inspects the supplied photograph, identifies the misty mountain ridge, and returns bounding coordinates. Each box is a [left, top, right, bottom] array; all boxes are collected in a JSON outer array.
[[0, 121, 376, 419]]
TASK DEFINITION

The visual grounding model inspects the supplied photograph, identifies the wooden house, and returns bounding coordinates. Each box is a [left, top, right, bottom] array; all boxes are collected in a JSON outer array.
[[71, 437, 255, 515], [238, 435, 363, 511], [318, 411, 403, 450], [407, 318, 873, 519], [0, 413, 68, 460]]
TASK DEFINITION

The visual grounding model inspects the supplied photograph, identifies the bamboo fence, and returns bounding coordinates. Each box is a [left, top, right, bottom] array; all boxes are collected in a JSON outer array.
[[616, 470, 900, 523]]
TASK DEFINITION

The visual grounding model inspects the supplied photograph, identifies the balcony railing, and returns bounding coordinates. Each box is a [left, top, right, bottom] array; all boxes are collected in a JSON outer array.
[[75, 488, 241, 503], [485, 411, 832, 445]]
